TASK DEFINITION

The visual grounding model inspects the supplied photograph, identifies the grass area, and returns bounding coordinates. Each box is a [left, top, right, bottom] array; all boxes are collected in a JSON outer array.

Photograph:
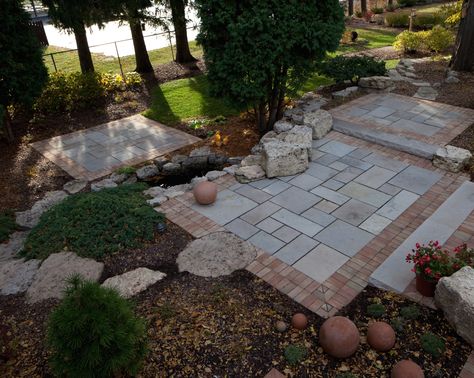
[[398, 2, 454, 14], [143, 75, 243, 125], [44, 41, 203, 74], [0, 211, 16, 243], [21, 184, 164, 260], [335, 28, 399, 55], [385, 59, 400, 70]]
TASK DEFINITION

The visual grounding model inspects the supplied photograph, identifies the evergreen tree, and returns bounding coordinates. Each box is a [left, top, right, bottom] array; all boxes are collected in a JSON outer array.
[[451, 0, 474, 71]]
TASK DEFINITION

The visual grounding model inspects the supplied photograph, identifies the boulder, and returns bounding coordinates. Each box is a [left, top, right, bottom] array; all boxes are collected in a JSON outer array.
[[262, 140, 309, 178], [445, 76, 460, 84], [122, 175, 138, 185], [191, 176, 208, 188], [143, 186, 166, 198], [435, 266, 474, 346], [284, 108, 305, 125], [234, 165, 266, 183], [433, 145, 472, 173], [177, 231, 257, 277], [250, 144, 264, 155], [162, 162, 182, 175], [358, 76, 394, 90], [0, 259, 40, 295], [332, 86, 359, 99], [136, 164, 159, 180], [303, 109, 333, 140], [109, 172, 128, 184], [241, 154, 263, 168], [26, 252, 104, 303], [182, 155, 208, 171], [206, 170, 227, 181], [164, 184, 191, 199], [279, 125, 313, 150], [228, 156, 244, 165], [0, 231, 29, 262], [154, 156, 169, 170], [171, 154, 187, 164], [274, 120, 294, 134], [91, 179, 117, 192], [189, 146, 211, 157], [102, 268, 166, 298], [63, 179, 88, 194], [16, 191, 69, 229], [208, 154, 228, 167], [147, 196, 168, 207], [223, 164, 239, 176]]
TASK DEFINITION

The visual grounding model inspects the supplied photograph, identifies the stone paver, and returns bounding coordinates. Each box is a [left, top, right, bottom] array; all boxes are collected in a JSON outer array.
[[248, 231, 285, 254], [274, 234, 319, 265], [338, 182, 391, 208], [332, 199, 377, 226], [388, 165, 442, 195], [30, 114, 200, 180], [270, 186, 321, 214]]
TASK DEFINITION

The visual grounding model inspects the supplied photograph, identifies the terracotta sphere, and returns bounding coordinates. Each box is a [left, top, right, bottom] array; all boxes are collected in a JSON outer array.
[[391, 360, 424, 378], [291, 313, 308, 330], [367, 321, 396, 352], [319, 316, 360, 358], [193, 181, 217, 205]]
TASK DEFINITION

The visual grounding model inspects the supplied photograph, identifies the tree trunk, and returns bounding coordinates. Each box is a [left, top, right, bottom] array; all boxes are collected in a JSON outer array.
[[451, 0, 474, 72], [348, 0, 354, 15], [388, 0, 393, 5], [73, 24, 94, 73], [129, 19, 154, 73], [361, 0, 367, 14], [2, 108, 14, 144], [170, 0, 197, 63]]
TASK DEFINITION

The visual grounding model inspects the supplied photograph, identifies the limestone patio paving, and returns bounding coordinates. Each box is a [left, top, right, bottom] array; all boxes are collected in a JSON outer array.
[[329, 93, 474, 159], [30, 114, 200, 181], [159, 131, 471, 320]]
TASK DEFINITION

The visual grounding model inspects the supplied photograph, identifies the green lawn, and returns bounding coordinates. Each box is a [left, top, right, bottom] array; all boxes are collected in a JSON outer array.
[[143, 75, 243, 125], [398, 2, 454, 14], [44, 41, 203, 74]]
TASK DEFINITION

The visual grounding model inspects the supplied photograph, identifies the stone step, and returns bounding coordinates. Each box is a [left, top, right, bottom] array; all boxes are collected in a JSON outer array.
[[369, 181, 474, 293], [332, 119, 439, 159]]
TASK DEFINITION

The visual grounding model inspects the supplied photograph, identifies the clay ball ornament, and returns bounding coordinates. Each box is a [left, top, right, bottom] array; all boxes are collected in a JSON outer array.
[[319, 316, 360, 359], [291, 313, 308, 330], [391, 360, 424, 378], [193, 181, 218, 205], [367, 321, 396, 352]]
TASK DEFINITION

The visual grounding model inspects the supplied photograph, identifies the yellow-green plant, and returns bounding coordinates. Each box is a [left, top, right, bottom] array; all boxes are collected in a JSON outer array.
[[425, 26, 455, 53], [393, 30, 426, 52]]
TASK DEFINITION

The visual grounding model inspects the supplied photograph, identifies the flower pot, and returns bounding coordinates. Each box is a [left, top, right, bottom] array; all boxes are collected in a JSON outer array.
[[415, 274, 437, 297]]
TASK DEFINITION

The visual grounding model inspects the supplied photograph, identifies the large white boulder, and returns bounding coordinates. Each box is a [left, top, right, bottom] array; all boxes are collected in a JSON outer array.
[[102, 268, 166, 298], [279, 125, 313, 150], [0, 259, 40, 295], [262, 140, 309, 178], [435, 266, 474, 346], [303, 109, 333, 140], [234, 165, 266, 183], [15, 191, 69, 229], [433, 145, 472, 173], [358, 76, 394, 90]]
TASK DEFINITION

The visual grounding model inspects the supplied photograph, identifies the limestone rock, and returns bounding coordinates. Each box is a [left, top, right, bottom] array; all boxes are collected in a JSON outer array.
[[162, 162, 181, 175], [274, 120, 294, 134], [250, 144, 263, 155], [109, 172, 128, 184], [147, 196, 168, 206], [0, 259, 40, 295], [228, 157, 244, 165], [191, 176, 208, 188], [16, 191, 68, 229], [446, 75, 460, 84], [208, 154, 228, 166], [0, 231, 29, 262], [182, 155, 208, 171], [303, 109, 333, 140], [206, 170, 227, 181], [262, 140, 309, 178], [435, 266, 474, 346], [332, 86, 359, 98], [177, 231, 257, 277], [102, 268, 166, 298], [91, 179, 117, 192], [189, 146, 211, 157], [359, 76, 394, 90], [433, 145, 472, 173], [284, 108, 305, 125], [279, 125, 313, 150], [414, 86, 438, 101], [235, 165, 266, 183], [165, 184, 190, 198], [122, 175, 138, 185], [63, 179, 87, 194], [171, 154, 187, 164], [143, 186, 166, 198], [26, 252, 104, 303], [154, 156, 169, 170], [223, 164, 239, 176], [241, 154, 263, 167], [136, 165, 159, 180]]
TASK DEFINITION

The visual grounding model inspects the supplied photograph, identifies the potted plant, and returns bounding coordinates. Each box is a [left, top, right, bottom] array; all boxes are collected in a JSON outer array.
[[406, 241, 453, 297]]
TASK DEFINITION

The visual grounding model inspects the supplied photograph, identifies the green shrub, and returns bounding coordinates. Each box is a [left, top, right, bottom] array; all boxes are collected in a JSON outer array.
[[371, 7, 384, 14], [420, 332, 445, 358], [414, 13, 444, 29], [385, 4, 398, 12], [385, 13, 409, 27], [393, 30, 425, 52], [355, 10, 363, 18], [47, 276, 147, 378], [425, 25, 454, 53], [34, 71, 142, 114], [391, 317, 405, 332], [318, 56, 386, 84], [0, 211, 16, 243], [398, 0, 417, 7], [438, 0, 463, 27], [21, 184, 164, 260], [367, 303, 386, 318], [400, 305, 421, 320], [284, 344, 307, 365]]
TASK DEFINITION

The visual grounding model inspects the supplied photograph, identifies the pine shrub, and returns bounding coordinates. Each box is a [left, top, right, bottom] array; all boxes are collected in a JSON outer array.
[[318, 56, 386, 84], [47, 276, 147, 378]]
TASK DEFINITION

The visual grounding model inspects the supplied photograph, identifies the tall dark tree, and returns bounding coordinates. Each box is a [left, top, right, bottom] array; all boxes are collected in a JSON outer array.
[[197, 0, 344, 133], [348, 0, 354, 15], [451, 0, 474, 71], [361, 0, 367, 14], [0, 0, 48, 143], [42, 0, 113, 73], [169, 0, 196, 63]]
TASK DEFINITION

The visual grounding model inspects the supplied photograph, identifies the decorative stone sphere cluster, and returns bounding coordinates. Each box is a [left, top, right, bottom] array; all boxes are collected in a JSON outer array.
[[275, 313, 424, 376]]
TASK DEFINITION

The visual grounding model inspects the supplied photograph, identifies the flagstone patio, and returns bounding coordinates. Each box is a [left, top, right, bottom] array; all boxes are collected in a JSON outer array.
[[30, 114, 200, 181]]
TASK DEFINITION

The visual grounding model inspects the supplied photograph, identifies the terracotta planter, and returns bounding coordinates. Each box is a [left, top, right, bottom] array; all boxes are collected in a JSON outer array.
[[415, 274, 437, 297], [193, 181, 217, 205]]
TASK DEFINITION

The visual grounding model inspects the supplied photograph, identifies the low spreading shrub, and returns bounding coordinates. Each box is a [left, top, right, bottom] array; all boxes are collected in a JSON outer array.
[[284, 344, 307, 365], [21, 184, 164, 260], [420, 332, 446, 358], [400, 305, 421, 320], [367, 303, 386, 318], [34, 71, 142, 115], [393, 27, 453, 53], [371, 7, 384, 14], [0, 211, 16, 243], [47, 276, 147, 378], [393, 30, 425, 52], [318, 56, 386, 84], [385, 12, 443, 29], [425, 25, 455, 53]]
